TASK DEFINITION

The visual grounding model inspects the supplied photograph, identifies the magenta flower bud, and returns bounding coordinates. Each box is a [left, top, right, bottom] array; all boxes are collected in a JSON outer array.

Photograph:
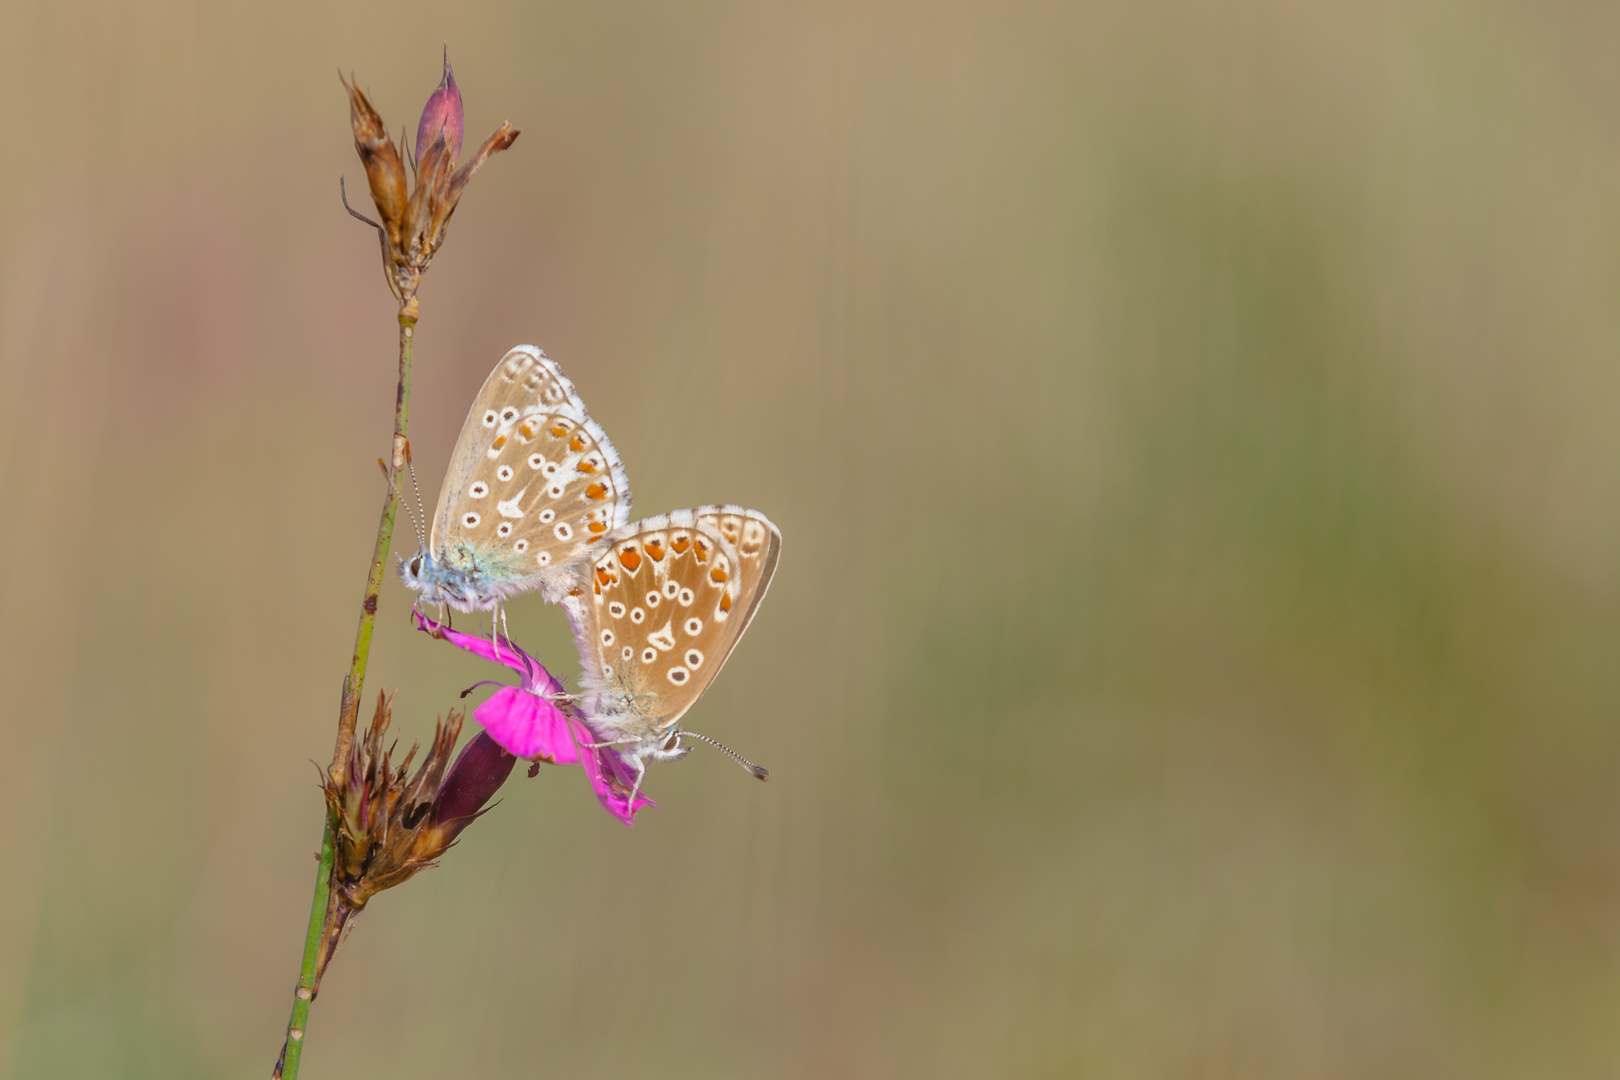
[[416, 49, 464, 166], [434, 731, 516, 824]]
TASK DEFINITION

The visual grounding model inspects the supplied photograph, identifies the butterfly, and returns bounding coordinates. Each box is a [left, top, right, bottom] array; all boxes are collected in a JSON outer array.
[[399, 345, 633, 614], [561, 503, 781, 806]]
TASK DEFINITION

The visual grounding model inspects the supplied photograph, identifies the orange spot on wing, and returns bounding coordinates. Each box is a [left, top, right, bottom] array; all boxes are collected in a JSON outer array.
[[570, 433, 585, 451], [671, 536, 691, 553], [519, 422, 537, 439], [645, 540, 665, 561], [709, 567, 728, 584], [589, 520, 608, 534], [551, 423, 569, 437], [585, 483, 607, 500], [619, 546, 642, 572], [693, 538, 710, 562], [719, 591, 733, 612], [578, 459, 598, 474], [491, 435, 507, 450]]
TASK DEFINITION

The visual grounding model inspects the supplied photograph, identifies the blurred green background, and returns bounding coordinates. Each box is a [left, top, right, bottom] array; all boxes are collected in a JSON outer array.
[[3, 1, 1619, 1076]]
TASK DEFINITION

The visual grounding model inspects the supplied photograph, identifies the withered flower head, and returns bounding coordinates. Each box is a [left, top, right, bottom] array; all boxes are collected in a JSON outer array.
[[340, 52, 518, 318], [315, 692, 516, 987]]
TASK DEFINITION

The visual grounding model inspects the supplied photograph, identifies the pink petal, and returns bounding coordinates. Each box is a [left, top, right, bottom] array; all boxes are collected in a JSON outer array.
[[411, 610, 555, 692], [474, 686, 578, 763], [569, 718, 656, 826]]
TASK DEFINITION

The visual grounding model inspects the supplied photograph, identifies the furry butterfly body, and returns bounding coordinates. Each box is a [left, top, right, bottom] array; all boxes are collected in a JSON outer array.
[[400, 345, 632, 611]]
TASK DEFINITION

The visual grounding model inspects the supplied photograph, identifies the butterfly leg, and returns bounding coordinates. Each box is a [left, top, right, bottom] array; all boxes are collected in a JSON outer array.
[[498, 604, 514, 657], [624, 757, 647, 818]]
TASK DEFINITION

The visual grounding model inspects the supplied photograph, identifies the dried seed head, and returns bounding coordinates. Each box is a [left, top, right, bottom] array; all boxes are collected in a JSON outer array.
[[341, 55, 519, 316], [314, 692, 516, 989]]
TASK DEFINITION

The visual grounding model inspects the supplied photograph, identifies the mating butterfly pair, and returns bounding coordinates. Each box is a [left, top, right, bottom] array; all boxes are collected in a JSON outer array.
[[399, 345, 780, 797]]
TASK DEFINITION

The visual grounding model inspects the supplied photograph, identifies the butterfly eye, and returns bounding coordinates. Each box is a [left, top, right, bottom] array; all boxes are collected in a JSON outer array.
[[409, 555, 423, 576], [663, 733, 681, 751]]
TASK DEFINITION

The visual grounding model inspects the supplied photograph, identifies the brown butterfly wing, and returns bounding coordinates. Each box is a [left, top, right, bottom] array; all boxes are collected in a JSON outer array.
[[574, 507, 779, 739]]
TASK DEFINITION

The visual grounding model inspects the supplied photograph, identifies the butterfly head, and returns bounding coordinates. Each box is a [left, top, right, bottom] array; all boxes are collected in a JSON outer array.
[[644, 730, 693, 765], [398, 548, 440, 600]]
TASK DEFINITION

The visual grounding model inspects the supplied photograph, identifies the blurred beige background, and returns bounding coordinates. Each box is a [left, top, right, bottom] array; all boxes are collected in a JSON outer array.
[[3, 0, 1620, 1077]]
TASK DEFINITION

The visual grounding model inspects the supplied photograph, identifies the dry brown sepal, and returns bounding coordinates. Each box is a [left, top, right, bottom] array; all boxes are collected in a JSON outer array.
[[340, 65, 519, 319]]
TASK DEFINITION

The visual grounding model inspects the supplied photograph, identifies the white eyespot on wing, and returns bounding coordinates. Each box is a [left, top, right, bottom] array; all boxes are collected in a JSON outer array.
[[514, 539, 529, 553], [645, 591, 660, 608], [554, 522, 573, 541], [630, 608, 645, 624], [608, 601, 626, 618], [497, 522, 513, 537], [685, 649, 704, 668], [469, 482, 489, 498], [601, 629, 615, 646], [663, 580, 680, 599], [463, 512, 480, 528], [684, 617, 703, 636], [667, 667, 689, 685], [648, 624, 676, 651], [543, 462, 559, 477], [678, 588, 694, 606], [535, 551, 551, 566], [539, 509, 556, 524], [497, 465, 514, 482], [497, 496, 525, 518], [641, 647, 657, 663], [621, 646, 633, 661], [528, 454, 545, 470], [482, 410, 499, 427]]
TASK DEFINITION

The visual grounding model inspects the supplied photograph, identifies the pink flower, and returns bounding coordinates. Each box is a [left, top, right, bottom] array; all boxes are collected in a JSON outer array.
[[412, 610, 654, 826]]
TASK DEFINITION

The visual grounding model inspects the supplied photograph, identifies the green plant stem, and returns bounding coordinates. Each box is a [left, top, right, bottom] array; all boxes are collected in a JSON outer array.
[[271, 820, 333, 1080], [332, 315, 417, 785], [273, 313, 415, 1079]]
